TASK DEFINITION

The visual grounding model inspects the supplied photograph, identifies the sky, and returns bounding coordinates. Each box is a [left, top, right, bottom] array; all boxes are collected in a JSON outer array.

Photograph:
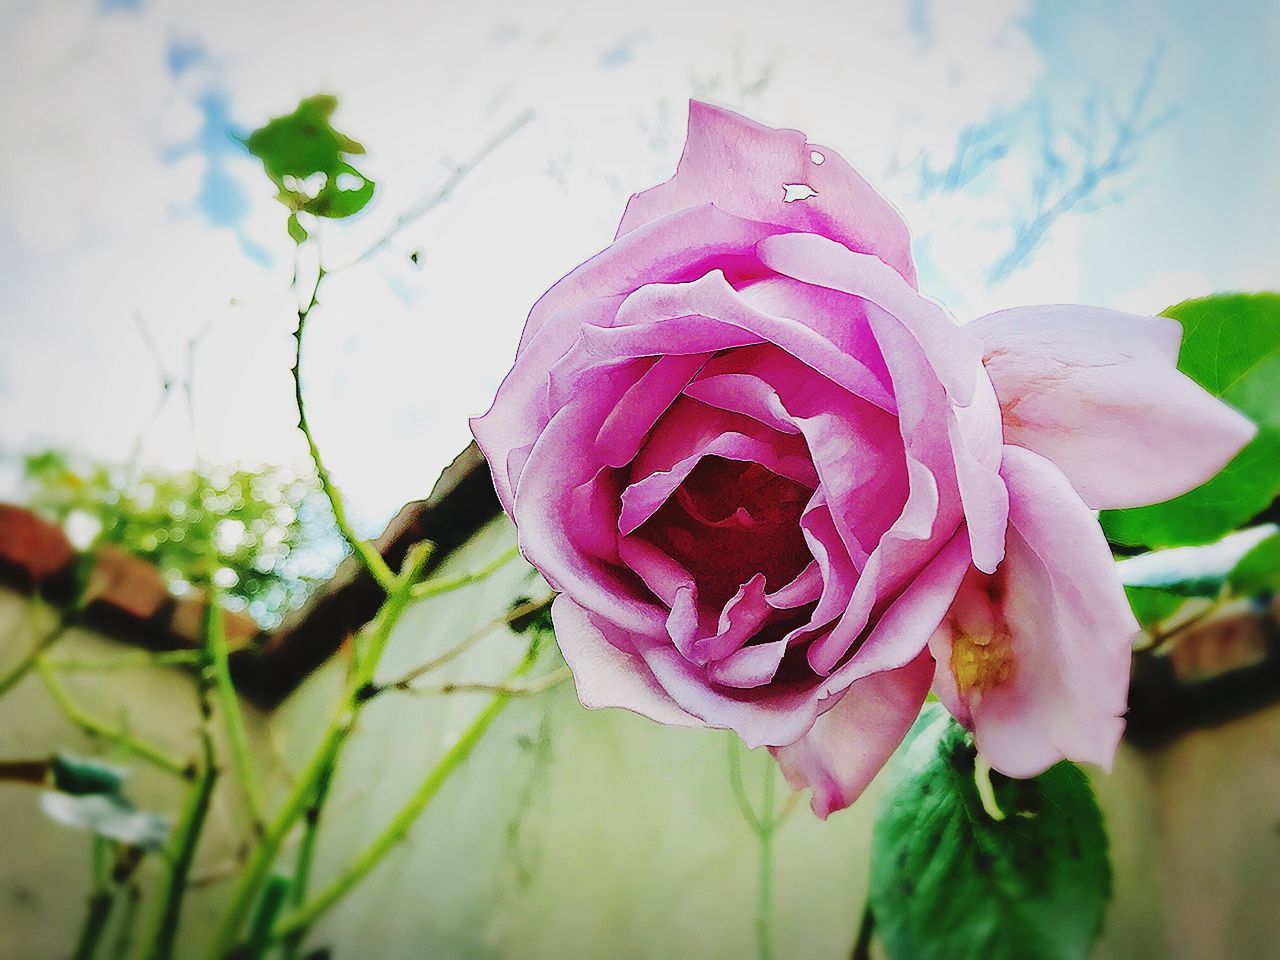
[[0, 0, 1276, 534]]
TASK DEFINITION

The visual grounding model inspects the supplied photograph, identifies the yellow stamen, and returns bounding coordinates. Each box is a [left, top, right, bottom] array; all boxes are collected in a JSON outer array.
[[951, 630, 1013, 698]]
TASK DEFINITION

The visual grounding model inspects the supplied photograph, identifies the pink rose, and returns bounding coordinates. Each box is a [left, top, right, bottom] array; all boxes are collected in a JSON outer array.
[[472, 102, 1254, 816]]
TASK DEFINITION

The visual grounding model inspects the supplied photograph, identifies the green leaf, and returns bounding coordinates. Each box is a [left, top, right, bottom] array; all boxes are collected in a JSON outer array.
[[1123, 586, 1186, 629], [300, 160, 375, 218], [1115, 525, 1277, 598], [1103, 293, 1280, 548], [870, 706, 1111, 960], [51, 752, 129, 797], [1228, 529, 1280, 596], [245, 94, 375, 227], [40, 791, 169, 850]]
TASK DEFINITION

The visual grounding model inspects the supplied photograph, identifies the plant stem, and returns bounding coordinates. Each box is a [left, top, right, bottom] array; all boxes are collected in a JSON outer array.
[[74, 890, 116, 960], [48, 650, 202, 672], [757, 759, 776, 960], [728, 736, 780, 960], [243, 874, 290, 960], [35, 657, 189, 778], [205, 594, 265, 833], [109, 885, 141, 960], [279, 753, 336, 960], [0, 618, 69, 698], [203, 546, 432, 960], [271, 651, 538, 942], [137, 598, 221, 960], [727, 736, 763, 833], [380, 591, 554, 693], [851, 903, 875, 960], [72, 837, 115, 960], [401, 666, 570, 698], [291, 268, 396, 595], [410, 545, 520, 600]]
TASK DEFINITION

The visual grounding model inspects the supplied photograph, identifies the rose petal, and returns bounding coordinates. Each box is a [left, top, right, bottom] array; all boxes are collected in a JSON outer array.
[[772, 651, 934, 818], [620, 426, 816, 535], [805, 310, 957, 673], [756, 232, 982, 405], [970, 305, 1257, 509], [613, 270, 896, 412], [513, 370, 669, 636], [617, 100, 916, 286], [553, 595, 701, 728], [472, 296, 625, 514], [929, 445, 1138, 778], [519, 203, 778, 353], [820, 526, 973, 694]]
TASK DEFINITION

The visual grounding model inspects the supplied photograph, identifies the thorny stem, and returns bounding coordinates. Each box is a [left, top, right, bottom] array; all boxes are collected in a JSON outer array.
[[109, 884, 142, 960], [203, 546, 432, 960], [137, 596, 221, 960], [243, 874, 290, 960], [279, 753, 336, 960], [204, 111, 532, 959], [292, 271, 397, 595], [35, 656, 189, 779], [205, 592, 265, 834], [270, 648, 542, 942]]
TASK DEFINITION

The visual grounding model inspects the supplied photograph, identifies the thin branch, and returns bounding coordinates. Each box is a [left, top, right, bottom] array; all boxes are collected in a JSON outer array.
[[271, 647, 543, 942], [71, 836, 115, 960], [379, 590, 555, 693], [410, 544, 521, 600], [399, 666, 570, 698], [280, 752, 336, 960], [203, 544, 433, 960], [46, 650, 202, 673], [138, 594, 222, 960], [206, 590, 266, 834], [988, 51, 1169, 285], [727, 735, 763, 836], [35, 656, 190, 779], [290, 268, 397, 594], [339, 111, 535, 270], [0, 616, 71, 699]]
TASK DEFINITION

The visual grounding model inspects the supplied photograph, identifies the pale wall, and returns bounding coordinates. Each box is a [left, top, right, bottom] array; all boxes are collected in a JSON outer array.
[[2, 516, 1279, 958]]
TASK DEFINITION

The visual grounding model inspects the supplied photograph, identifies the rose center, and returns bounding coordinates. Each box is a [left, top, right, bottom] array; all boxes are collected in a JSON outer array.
[[636, 456, 813, 611]]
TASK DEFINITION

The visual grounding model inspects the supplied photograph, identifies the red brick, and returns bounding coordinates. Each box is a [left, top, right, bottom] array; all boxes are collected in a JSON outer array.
[[0, 504, 75, 585], [83, 545, 170, 622]]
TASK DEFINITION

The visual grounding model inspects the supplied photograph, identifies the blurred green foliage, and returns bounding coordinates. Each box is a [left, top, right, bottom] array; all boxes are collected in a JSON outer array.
[[23, 450, 342, 628]]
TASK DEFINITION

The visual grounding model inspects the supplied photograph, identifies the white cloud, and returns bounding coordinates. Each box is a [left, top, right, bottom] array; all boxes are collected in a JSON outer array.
[[0, 0, 1057, 526]]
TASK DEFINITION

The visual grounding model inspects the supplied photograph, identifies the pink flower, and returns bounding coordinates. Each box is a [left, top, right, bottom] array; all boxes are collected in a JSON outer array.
[[472, 102, 1254, 817]]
